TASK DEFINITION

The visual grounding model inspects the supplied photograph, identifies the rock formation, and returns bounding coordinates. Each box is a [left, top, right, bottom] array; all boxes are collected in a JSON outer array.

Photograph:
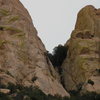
[[62, 5, 100, 94], [0, 0, 70, 97]]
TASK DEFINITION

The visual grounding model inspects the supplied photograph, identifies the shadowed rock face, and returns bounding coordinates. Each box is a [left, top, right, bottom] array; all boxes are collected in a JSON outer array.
[[62, 5, 100, 94], [0, 0, 70, 97]]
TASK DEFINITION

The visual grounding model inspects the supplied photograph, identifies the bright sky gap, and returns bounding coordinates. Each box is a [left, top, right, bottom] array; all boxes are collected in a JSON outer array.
[[20, 0, 99, 52]]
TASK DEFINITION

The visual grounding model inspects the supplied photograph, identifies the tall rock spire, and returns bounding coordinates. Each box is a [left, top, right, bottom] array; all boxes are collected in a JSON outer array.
[[62, 5, 100, 94]]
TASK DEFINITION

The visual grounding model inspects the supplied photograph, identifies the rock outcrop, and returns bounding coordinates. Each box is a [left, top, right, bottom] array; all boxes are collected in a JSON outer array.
[[0, 89, 10, 94], [62, 5, 100, 94], [0, 0, 70, 97]]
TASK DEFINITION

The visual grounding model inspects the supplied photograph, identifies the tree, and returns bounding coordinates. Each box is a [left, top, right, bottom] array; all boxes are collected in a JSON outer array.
[[47, 44, 68, 73], [52, 44, 68, 67]]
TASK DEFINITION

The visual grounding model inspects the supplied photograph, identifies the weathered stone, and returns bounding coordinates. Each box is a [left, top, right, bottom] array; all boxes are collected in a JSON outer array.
[[0, 0, 70, 97], [82, 76, 100, 94], [62, 5, 100, 94], [0, 89, 10, 94]]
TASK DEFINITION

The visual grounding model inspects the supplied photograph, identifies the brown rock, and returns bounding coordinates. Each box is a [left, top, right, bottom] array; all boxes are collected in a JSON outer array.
[[62, 5, 100, 93], [0, 0, 70, 97], [82, 76, 100, 94], [0, 89, 10, 94]]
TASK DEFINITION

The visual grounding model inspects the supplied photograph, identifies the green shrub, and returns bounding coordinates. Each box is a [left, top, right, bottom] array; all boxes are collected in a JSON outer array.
[[0, 92, 12, 100], [1, 84, 100, 100], [47, 44, 68, 73], [52, 44, 68, 67]]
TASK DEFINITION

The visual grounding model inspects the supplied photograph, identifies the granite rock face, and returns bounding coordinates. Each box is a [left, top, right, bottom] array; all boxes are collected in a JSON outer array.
[[62, 5, 100, 93], [0, 0, 70, 97]]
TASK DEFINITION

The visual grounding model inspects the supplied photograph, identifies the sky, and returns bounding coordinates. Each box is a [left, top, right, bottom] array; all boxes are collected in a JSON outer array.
[[20, 0, 100, 52]]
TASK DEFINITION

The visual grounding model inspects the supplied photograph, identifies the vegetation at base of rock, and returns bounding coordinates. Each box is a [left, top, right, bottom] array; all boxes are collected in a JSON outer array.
[[0, 84, 69, 100], [0, 93, 12, 100], [69, 91, 100, 100], [0, 84, 100, 100]]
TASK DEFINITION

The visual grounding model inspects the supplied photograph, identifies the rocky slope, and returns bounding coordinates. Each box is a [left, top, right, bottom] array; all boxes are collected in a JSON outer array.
[[0, 0, 70, 97], [62, 5, 100, 94]]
